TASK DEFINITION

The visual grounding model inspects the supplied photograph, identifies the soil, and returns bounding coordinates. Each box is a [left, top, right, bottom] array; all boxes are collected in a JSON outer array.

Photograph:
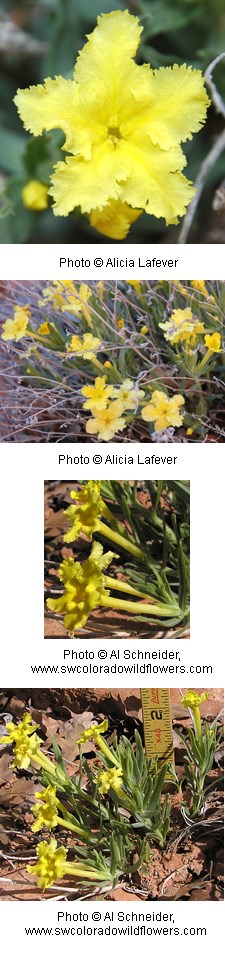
[[0, 687, 223, 902]]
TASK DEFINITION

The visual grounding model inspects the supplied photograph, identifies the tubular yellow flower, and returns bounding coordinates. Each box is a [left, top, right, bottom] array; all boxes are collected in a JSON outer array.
[[191, 280, 214, 300], [1, 712, 39, 745], [104, 360, 112, 368], [81, 376, 114, 411], [77, 718, 109, 745], [1, 713, 59, 775], [86, 399, 126, 441], [40, 281, 92, 318], [204, 332, 222, 352], [140, 325, 148, 334], [1, 305, 31, 342], [142, 391, 185, 431], [63, 481, 144, 560], [27, 839, 113, 889], [90, 199, 141, 239], [77, 719, 120, 768], [1, 720, 42, 770], [47, 538, 180, 632], [159, 308, 205, 345], [180, 690, 208, 741], [46, 541, 114, 633], [63, 480, 104, 541], [112, 378, 145, 409], [67, 333, 101, 358], [181, 691, 208, 710], [14, 11, 209, 233], [97, 767, 123, 794], [117, 319, 124, 329], [22, 180, 49, 210], [27, 838, 67, 890], [31, 787, 59, 832]]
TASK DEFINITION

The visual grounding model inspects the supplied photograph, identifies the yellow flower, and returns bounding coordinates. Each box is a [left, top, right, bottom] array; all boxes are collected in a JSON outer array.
[[47, 541, 113, 633], [1, 716, 41, 769], [104, 360, 112, 369], [97, 281, 105, 300], [14, 11, 209, 232], [67, 333, 101, 359], [38, 322, 50, 335], [128, 281, 142, 293], [27, 838, 67, 890], [1, 712, 39, 746], [81, 376, 114, 411], [117, 319, 124, 329], [77, 719, 109, 746], [159, 307, 204, 345], [90, 199, 141, 239], [63, 480, 103, 542], [86, 399, 126, 441], [31, 787, 59, 833], [140, 325, 148, 334], [204, 332, 222, 352], [181, 691, 208, 710], [113, 378, 145, 409], [142, 390, 185, 431], [191, 280, 213, 299], [1, 305, 30, 342], [22, 180, 49, 210], [97, 767, 123, 794], [186, 427, 193, 435], [40, 281, 92, 318]]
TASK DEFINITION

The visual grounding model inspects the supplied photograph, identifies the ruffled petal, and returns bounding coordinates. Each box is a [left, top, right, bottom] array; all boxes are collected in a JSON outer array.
[[49, 142, 129, 215], [119, 140, 195, 223], [129, 64, 209, 150], [14, 77, 77, 151]]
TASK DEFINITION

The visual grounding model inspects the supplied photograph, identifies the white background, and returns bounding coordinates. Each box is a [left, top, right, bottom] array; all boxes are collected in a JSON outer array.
[[0, 258, 224, 938], [1, 242, 225, 278]]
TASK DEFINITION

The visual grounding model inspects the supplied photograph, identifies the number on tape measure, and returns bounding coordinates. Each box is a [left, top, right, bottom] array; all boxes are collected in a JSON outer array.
[[141, 688, 175, 777]]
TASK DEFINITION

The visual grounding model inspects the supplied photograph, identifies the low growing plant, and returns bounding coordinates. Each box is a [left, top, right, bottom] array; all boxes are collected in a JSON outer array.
[[1, 697, 223, 893], [1, 280, 224, 441]]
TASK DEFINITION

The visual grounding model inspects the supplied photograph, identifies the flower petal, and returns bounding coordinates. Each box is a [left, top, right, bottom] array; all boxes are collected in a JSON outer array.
[[130, 65, 209, 150], [14, 77, 77, 151], [49, 142, 129, 215]]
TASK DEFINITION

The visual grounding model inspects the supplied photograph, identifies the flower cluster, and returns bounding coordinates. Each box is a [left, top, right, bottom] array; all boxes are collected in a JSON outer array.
[[159, 306, 222, 353], [14, 10, 209, 239], [81, 375, 155, 440], [1, 305, 31, 342]]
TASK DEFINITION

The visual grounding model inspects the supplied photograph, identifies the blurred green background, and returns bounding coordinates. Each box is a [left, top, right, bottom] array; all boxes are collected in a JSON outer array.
[[1, 0, 225, 243]]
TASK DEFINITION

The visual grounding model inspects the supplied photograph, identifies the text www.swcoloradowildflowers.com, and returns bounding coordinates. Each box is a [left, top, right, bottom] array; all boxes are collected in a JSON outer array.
[[24, 925, 207, 937]]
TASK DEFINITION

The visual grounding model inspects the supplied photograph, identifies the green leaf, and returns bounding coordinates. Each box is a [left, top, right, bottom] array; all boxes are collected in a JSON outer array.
[[0, 129, 26, 173]]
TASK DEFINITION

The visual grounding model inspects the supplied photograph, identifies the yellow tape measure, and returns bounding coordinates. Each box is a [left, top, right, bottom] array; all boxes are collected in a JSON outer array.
[[141, 688, 175, 779]]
